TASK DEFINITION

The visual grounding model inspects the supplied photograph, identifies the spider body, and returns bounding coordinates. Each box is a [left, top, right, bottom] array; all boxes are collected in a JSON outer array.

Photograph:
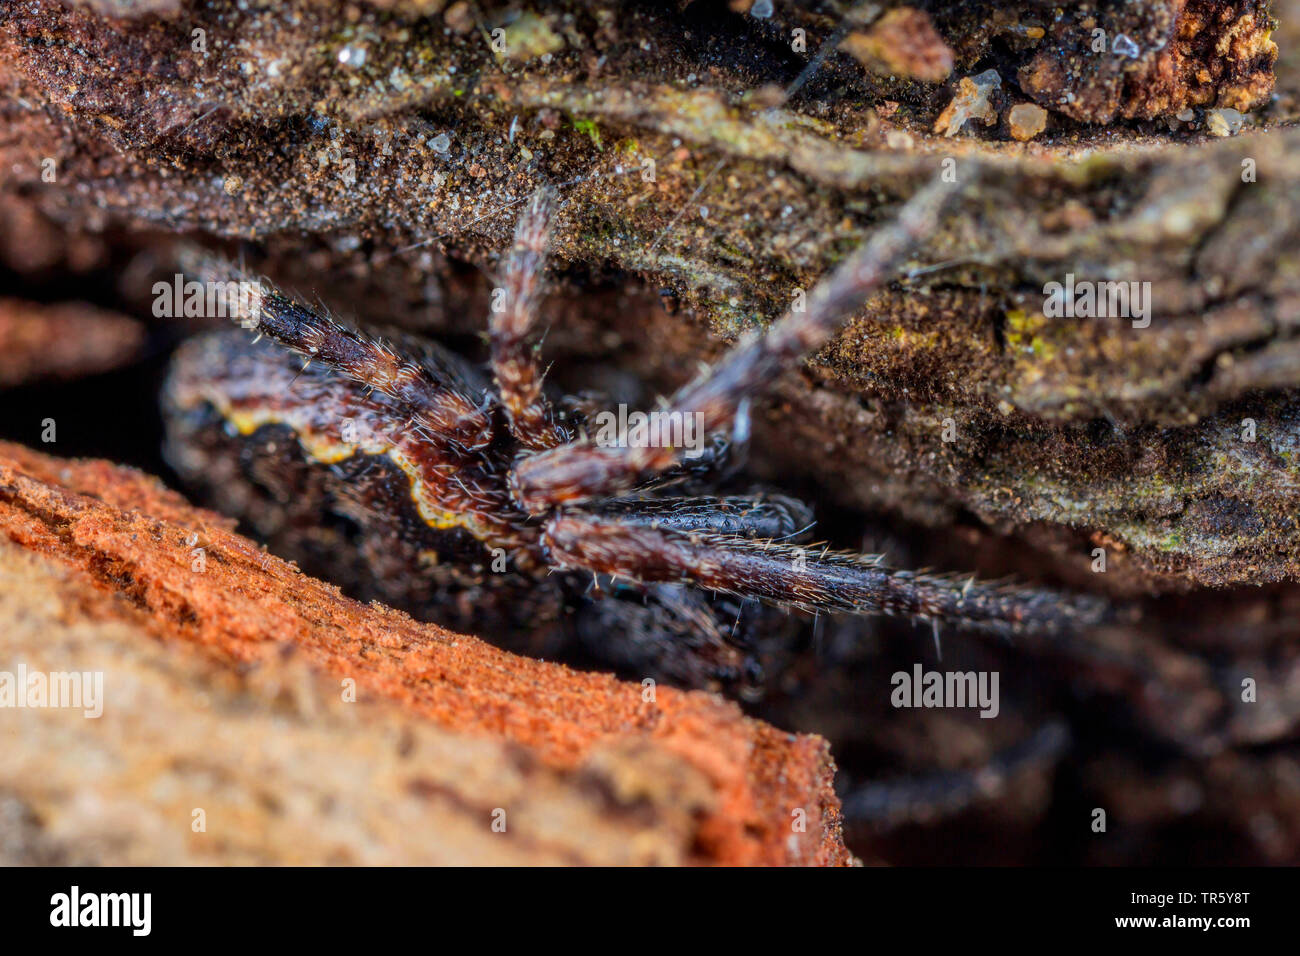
[[164, 326, 797, 690], [163, 178, 1112, 696]]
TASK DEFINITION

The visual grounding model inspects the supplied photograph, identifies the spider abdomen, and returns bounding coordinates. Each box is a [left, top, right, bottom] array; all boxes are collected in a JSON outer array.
[[164, 331, 545, 571]]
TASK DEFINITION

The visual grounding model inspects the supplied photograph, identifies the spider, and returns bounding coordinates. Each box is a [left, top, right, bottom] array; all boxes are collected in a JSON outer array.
[[162, 174, 1111, 698]]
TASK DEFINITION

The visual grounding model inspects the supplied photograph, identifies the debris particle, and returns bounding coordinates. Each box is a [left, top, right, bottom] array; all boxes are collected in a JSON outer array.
[[884, 129, 914, 150], [1007, 103, 1048, 141], [1206, 107, 1244, 137], [934, 69, 1001, 137], [337, 44, 366, 67], [499, 12, 564, 61], [840, 7, 954, 84], [443, 1, 473, 34], [1111, 33, 1141, 59]]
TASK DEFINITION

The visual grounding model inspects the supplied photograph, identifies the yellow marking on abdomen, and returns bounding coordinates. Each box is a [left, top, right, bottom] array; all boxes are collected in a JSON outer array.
[[220, 406, 474, 534]]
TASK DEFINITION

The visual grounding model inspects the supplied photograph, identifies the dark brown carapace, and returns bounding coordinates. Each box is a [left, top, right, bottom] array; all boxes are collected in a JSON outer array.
[[163, 177, 1111, 698]]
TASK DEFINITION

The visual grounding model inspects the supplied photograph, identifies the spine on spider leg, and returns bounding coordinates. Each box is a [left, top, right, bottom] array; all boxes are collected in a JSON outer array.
[[543, 516, 1111, 639], [174, 248, 494, 452], [854, 563, 1112, 638], [490, 189, 569, 450]]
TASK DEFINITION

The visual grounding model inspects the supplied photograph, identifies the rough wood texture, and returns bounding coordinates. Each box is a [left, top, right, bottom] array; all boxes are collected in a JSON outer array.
[[0, 441, 850, 865], [0, 0, 1295, 590]]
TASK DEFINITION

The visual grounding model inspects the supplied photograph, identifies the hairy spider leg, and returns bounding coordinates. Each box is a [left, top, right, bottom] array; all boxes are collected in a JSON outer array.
[[489, 188, 570, 451], [179, 250, 494, 453], [569, 579, 769, 694], [542, 513, 1111, 638], [582, 493, 814, 541], [509, 171, 963, 513]]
